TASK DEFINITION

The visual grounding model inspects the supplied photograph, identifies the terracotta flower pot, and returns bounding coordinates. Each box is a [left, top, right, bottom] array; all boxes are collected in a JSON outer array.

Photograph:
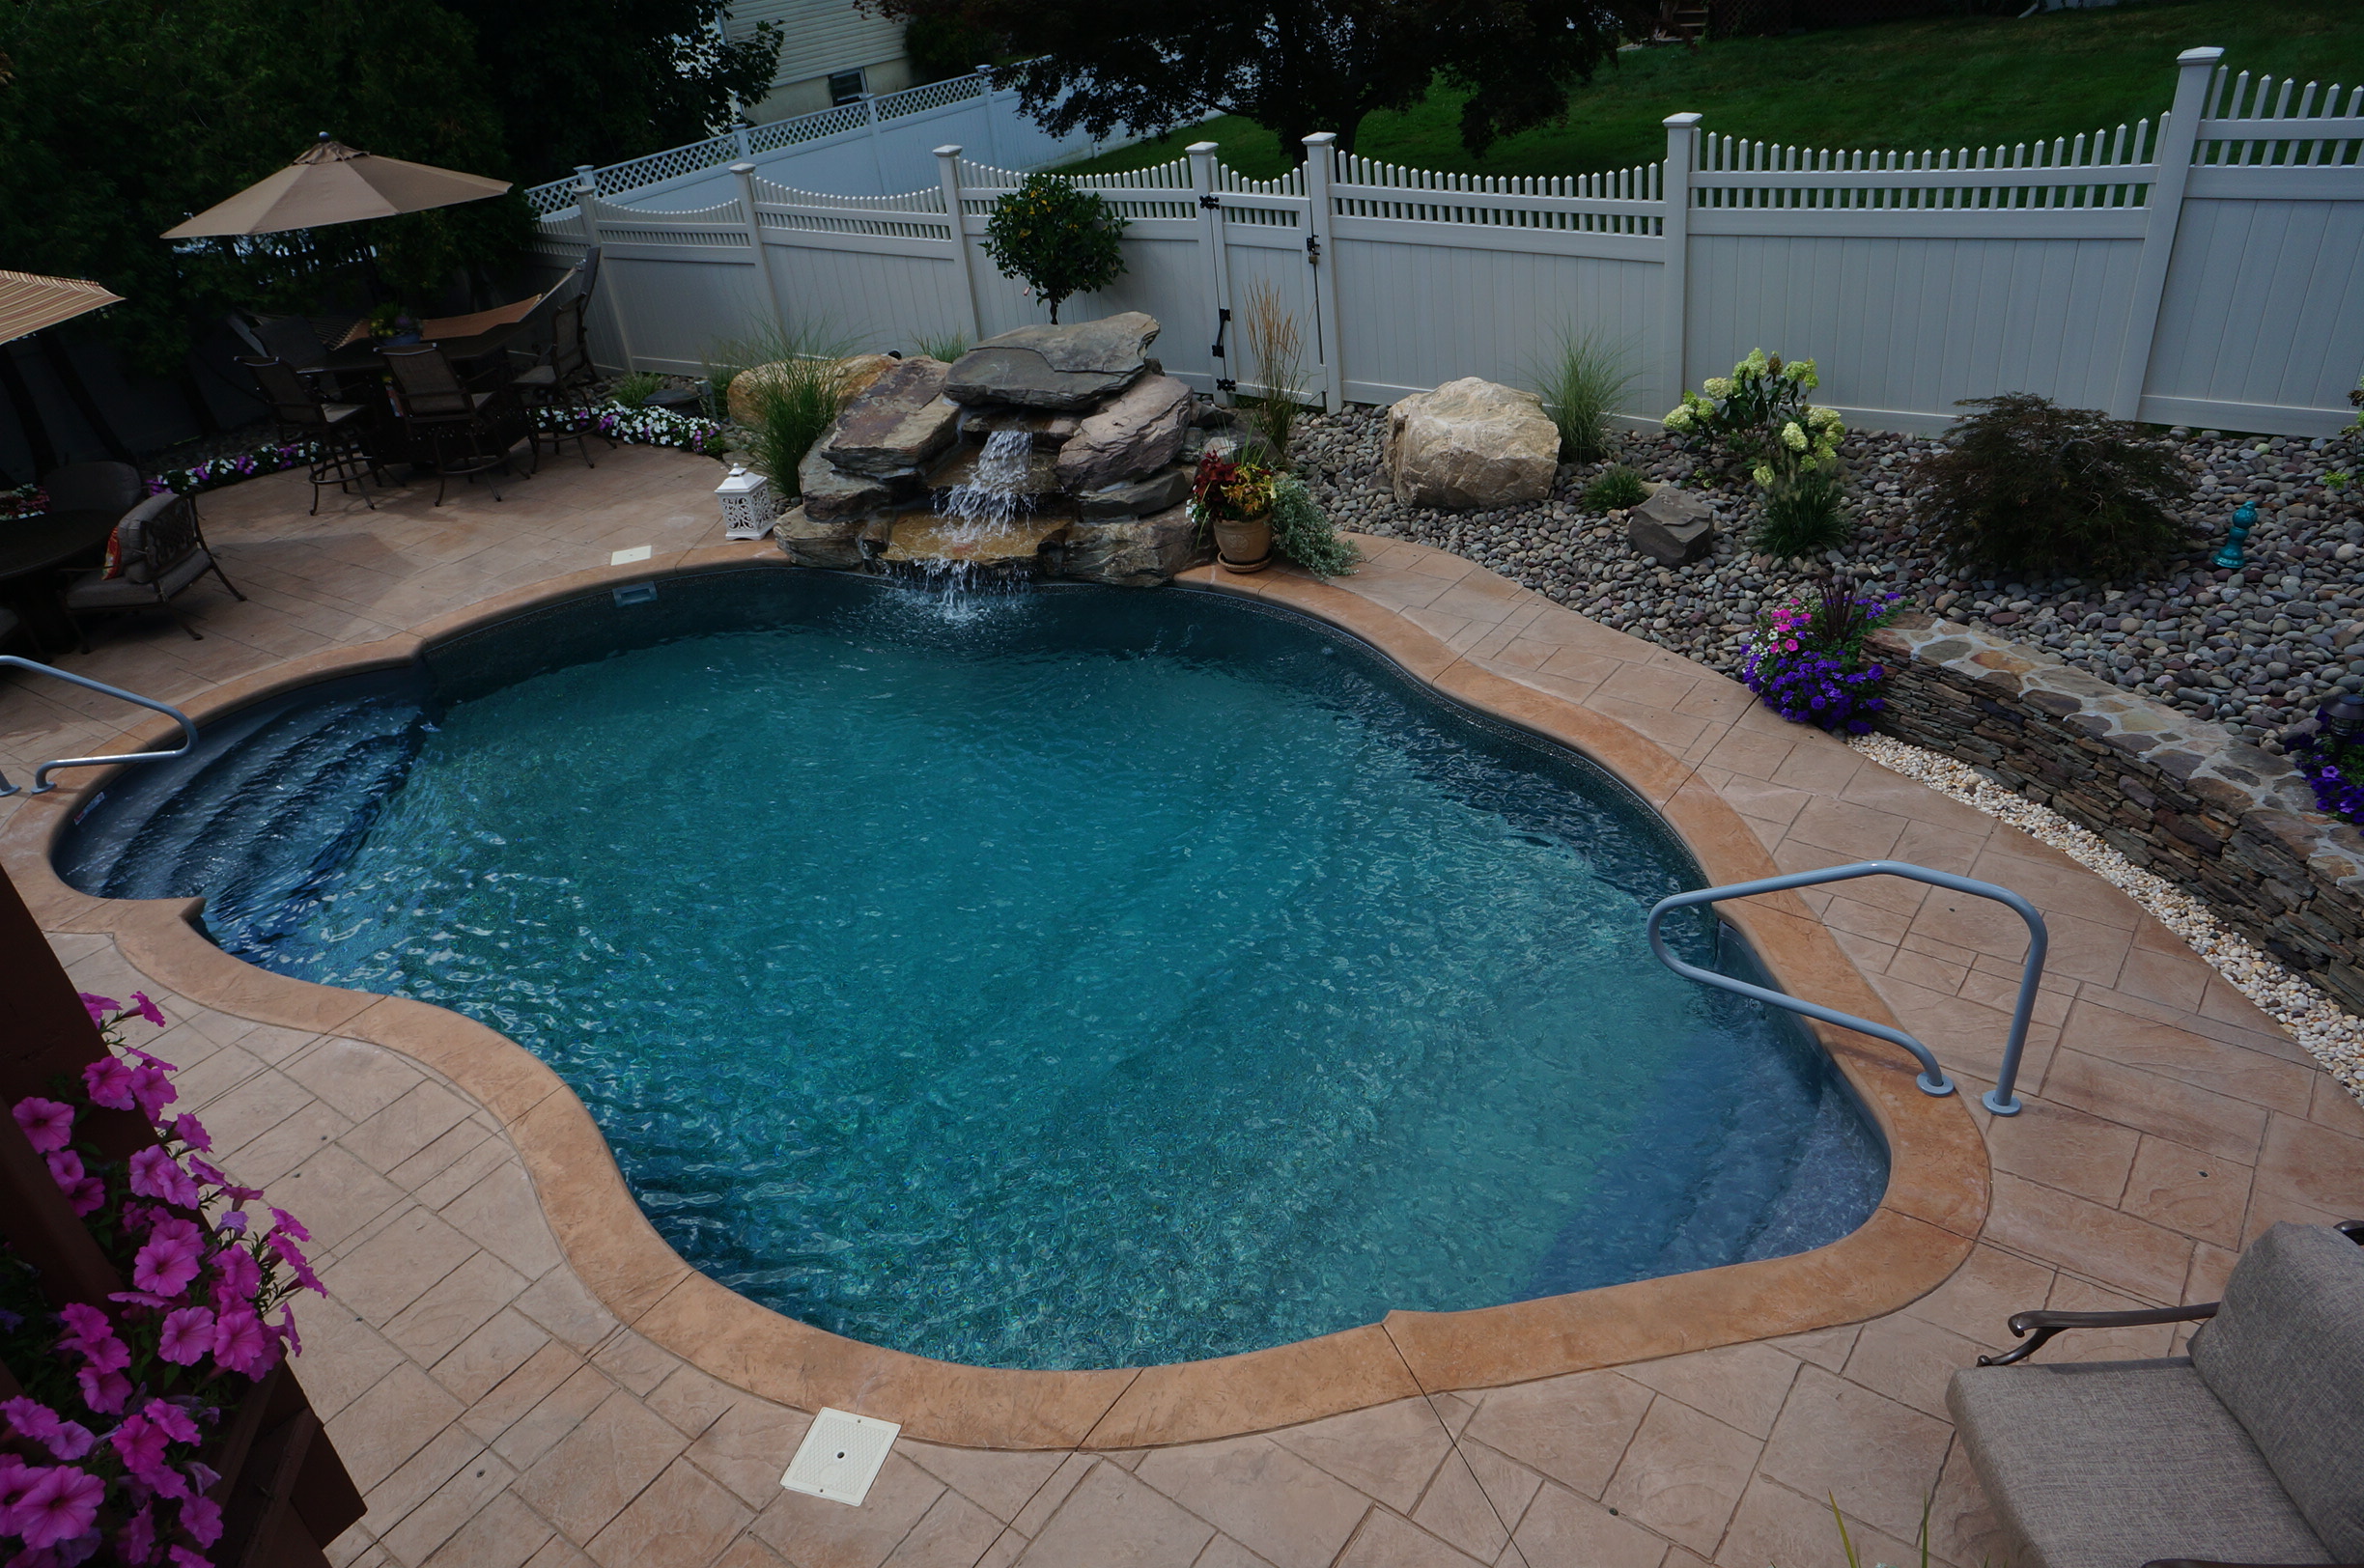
[[1213, 513, 1272, 574]]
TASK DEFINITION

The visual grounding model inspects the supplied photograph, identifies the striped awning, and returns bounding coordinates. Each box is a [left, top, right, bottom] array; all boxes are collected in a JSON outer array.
[[0, 270, 123, 344]]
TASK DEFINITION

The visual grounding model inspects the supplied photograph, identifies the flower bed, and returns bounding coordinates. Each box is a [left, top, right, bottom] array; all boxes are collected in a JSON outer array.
[[1739, 584, 1898, 734], [0, 994, 321, 1566]]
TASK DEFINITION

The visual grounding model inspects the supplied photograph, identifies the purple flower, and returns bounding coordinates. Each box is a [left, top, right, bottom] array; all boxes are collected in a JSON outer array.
[[8, 1467, 103, 1549], [108, 1413, 170, 1479], [156, 1307, 216, 1366], [82, 1058, 137, 1111], [177, 1496, 223, 1550], [145, 1403, 201, 1447], [74, 1368, 130, 1416], [118, 1503, 156, 1567], [128, 1147, 200, 1208], [267, 1207, 311, 1244], [127, 1067, 176, 1119], [211, 1244, 261, 1304], [211, 1307, 274, 1376], [265, 1229, 324, 1294], [13, 1098, 74, 1153], [169, 1114, 212, 1153], [273, 1306, 303, 1358], [132, 1231, 203, 1298], [127, 993, 167, 1029], [1, 1401, 94, 1462], [76, 994, 119, 1025]]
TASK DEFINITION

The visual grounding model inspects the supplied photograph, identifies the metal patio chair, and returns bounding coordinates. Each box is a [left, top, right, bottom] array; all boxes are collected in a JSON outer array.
[[239, 355, 387, 514], [382, 343, 527, 505], [61, 490, 245, 646]]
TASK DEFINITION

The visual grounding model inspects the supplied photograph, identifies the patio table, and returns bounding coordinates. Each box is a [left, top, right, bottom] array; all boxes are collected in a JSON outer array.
[[0, 507, 126, 648]]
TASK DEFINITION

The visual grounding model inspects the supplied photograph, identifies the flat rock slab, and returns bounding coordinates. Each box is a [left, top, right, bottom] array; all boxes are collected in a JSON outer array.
[[773, 504, 866, 571], [1059, 504, 1207, 587], [817, 357, 958, 478], [945, 312, 1161, 409], [797, 449, 890, 522], [958, 406, 1083, 447], [882, 514, 1068, 567], [1080, 465, 1193, 520], [1383, 378, 1558, 511], [1628, 485, 1716, 566], [1055, 375, 1193, 492]]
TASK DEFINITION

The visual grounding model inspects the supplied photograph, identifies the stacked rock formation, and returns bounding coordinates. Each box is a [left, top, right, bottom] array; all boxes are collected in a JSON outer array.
[[777, 312, 1228, 588]]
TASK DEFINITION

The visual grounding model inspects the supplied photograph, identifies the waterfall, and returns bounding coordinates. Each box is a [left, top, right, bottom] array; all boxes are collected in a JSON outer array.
[[937, 429, 1035, 539]]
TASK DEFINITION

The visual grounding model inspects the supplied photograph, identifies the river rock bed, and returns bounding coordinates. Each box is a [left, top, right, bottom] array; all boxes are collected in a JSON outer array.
[[1291, 407, 2364, 751]]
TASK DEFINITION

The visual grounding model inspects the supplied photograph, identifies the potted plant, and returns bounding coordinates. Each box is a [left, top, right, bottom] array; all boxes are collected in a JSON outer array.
[[1189, 449, 1275, 574], [364, 302, 420, 347]]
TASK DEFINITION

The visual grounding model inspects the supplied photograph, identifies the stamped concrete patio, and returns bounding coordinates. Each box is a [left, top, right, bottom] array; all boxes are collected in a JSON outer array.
[[3, 446, 2360, 1568]]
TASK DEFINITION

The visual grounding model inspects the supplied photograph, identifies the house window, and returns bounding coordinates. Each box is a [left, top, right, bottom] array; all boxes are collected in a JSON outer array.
[[829, 70, 867, 106]]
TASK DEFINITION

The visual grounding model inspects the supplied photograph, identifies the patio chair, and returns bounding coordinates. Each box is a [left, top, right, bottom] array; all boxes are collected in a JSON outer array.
[[510, 294, 605, 469], [239, 355, 387, 515], [61, 490, 245, 647], [1949, 1218, 2364, 1568], [382, 343, 527, 505], [38, 462, 146, 516]]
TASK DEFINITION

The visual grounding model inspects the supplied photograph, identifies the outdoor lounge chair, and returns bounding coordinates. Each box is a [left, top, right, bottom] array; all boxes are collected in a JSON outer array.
[[61, 490, 245, 646], [1949, 1219, 2364, 1568]]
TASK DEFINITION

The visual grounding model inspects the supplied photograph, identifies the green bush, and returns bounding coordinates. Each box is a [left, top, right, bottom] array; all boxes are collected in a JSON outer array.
[[1534, 327, 1636, 463], [607, 371, 665, 408], [1582, 464, 1649, 511], [913, 332, 972, 364], [1908, 394, 2194, 577], [1267, 475, 1360, 577], [1753, 468, 1851, 557], [980, 176, 1127, 323], [710, 323, 858, 498], [1664, 349, 1843, 490]]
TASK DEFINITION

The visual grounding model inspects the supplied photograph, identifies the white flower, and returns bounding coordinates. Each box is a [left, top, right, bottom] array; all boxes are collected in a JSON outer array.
[[1703, 377, 1733, 399], [1739, 349, 1768, 376], [1663, 406, 1694, 431], [1751, 462, 1776, 488], [1782, 422, 1808, 451]]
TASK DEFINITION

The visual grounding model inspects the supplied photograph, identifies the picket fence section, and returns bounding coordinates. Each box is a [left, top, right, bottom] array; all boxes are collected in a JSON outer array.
[[531, 47, 2364, 438]]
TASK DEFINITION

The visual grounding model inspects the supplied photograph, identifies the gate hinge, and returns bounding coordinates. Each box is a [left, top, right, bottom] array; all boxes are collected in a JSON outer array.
[[1198, 193, 1223, 210], [1305, 236, 1321, 265], [1214, 378, 1238, 392]]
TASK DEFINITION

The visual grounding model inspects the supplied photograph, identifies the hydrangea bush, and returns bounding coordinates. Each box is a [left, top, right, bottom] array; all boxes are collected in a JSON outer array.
[[1741, 583, 1900, 735], [1663, 349, 1843, 490], [0, 994, 324, 1566]]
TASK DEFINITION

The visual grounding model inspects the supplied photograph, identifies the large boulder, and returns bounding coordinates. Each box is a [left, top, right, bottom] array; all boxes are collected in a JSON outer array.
[[796, 449, 890, 522], [728, 352, 894, 426], [1383, 378, 1559, 511], [1059, 504, 1208, 587], [815, 357, 958, 478], [1054, 375, 1193, 492], [944, 312, 1161, 410], [1627, 485, 1715, 566]]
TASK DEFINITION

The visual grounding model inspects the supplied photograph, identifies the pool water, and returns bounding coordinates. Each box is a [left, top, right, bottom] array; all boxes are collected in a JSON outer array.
[[62, 572, 1884, 1369]]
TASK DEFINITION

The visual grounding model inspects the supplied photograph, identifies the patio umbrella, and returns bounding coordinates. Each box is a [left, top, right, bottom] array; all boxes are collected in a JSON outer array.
[[0, 271, 123, 344], [160, 133, 510, 238]]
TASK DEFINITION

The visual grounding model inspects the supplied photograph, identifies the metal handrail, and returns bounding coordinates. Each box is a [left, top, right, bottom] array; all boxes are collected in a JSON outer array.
[[1646, 859, 2050, 1116], [0, 656, 199, 798]]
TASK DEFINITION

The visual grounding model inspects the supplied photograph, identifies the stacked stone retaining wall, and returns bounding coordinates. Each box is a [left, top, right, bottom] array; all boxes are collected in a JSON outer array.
[[1869, 615, 2364, 1015]]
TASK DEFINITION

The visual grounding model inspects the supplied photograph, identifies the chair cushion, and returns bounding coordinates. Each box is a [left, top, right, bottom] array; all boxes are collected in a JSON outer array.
[[2191, 1222, 2364, 1560], [65, 549, 214, 609], [1948, 1358, 2329, 1568], [512, 365, 557, 387]]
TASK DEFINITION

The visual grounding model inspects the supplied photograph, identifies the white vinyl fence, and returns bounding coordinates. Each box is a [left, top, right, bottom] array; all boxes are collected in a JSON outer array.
[[531, 47, 2364, 438]]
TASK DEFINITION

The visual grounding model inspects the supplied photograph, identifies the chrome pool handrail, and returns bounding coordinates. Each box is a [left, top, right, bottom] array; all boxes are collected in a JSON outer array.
[[1646, 859, 2049, 1116], [0, 655, 200, 797]]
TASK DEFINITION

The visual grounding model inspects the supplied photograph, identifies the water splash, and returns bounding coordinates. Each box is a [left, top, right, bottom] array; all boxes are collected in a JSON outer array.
[[936, 429, 1035, 539]]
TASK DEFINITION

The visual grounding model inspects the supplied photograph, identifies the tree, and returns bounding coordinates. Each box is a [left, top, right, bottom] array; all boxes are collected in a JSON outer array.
[[979, 176, 1126, 322], [864, 0, 1630, 158]]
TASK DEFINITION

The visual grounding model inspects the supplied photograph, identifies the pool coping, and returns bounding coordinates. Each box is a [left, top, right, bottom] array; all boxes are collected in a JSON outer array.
[[0, 542, 1988, 1452]]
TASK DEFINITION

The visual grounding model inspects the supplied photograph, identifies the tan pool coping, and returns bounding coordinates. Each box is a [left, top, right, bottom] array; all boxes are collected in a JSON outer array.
[[2, 539, 1983, 1450], [5, 450, 2358, 1568]]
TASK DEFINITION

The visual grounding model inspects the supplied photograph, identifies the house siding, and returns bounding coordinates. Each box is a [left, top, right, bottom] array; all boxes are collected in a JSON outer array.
[[726, 0, 906, 90]]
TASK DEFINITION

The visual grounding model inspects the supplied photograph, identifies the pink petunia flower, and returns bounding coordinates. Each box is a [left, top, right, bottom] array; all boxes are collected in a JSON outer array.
[[266, 1207, 310, 1244], [10, 1466, 103, 1549], [73, 1368, 130, 1416], [127, 1147, 200, 1209], [168, 1116, 212, 1154], [11, 1099, 74, 1154], [211, 1246, 261, 1302], [81, 1059, 136, 1112], [265, 1231, 323, 1294], [76, 994, 119, 1025], [176, 1495, 222, 1549], [170, 1543, 213, 1567], [127, 1066, 176, 1120], [132, 1232, 202, 1299], [211, 1308, 275, 1377], [55, 1303, 108, 1354], [118, 1503, 156, 1567], [0, 1401, 94, 1462], [109, 1414, 168, 1479], [127, 993, 167, 1029], [61, 1175, 105, 1218], [144, 1404, 200, 1447], [42, 1149, 86, 1191], [156, 1308, 215, 1366], [273, 1307, 303, 1358]]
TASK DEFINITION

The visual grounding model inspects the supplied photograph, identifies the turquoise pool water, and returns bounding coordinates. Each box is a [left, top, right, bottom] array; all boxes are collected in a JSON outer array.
[[62, 573, 1884, 1369]]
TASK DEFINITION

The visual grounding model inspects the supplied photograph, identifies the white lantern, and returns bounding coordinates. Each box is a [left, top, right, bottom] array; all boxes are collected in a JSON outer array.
[[716, 463, 777, 540]]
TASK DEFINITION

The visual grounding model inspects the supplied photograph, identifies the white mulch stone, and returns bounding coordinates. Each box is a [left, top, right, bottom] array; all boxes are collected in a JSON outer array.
[[1847, 730, 2364, 1104]]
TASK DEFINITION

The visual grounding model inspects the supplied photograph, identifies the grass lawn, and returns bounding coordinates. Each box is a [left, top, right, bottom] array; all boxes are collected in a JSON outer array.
[[1054, 0, 2364, 182]]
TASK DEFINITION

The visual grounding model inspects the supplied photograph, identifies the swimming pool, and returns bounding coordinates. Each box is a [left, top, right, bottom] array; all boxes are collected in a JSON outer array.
[[60, 569, 1885, 1370]]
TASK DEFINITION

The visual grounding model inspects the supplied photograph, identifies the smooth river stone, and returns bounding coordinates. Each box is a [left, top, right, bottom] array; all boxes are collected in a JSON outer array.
[[1054, 375, 1193, 493], [943, 312, 1162, 409], [814, 357, 958, 478]]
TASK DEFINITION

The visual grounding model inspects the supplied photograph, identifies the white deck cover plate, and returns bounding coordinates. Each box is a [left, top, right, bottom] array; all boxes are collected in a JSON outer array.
[[780, 1408, 901, 1506]]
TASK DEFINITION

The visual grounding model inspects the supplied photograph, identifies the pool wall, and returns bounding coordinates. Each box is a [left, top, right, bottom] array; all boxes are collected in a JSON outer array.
[[0, 541, 1989, 1450]]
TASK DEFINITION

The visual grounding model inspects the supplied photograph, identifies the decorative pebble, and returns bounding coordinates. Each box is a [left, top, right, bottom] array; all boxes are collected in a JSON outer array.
[[1847, 732, 2364, 1106]]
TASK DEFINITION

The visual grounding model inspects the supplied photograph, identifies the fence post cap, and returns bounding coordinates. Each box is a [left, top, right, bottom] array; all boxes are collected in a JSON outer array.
[[2177, 45, 2226, 64], [1663, 112, 1703, 127], [1186, 141, 1220, 154], [1302, 131, 1337, 146], [934, 145, 964, 157], [728, 161, 755, 174]]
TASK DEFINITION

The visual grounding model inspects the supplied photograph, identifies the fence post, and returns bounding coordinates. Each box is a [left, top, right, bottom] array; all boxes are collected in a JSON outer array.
[[936, 146, 985, 345], [1189, 142, 1234, 406], [576, 168, 636, 374], [861, 93, 886, 190], [2109, 46, 2221, 422], [733, 126, 752, 161], [1659, 114, 1701, 413], [1301, 133, 1347, 412], [732, 161, 786, 334], [975, 69, 1002, 170]]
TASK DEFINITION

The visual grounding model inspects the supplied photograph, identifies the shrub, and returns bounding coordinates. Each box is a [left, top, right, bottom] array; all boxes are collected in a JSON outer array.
[[709, 324, 858, 497], [1239, 280, 1307, 462], [1742, 581, 1900, 735], [1534, 326, 1636, 463], [1908, 394, 2194, 578], [1582, 464, 1648, 511], [980, 175, 1127, 323], [914, 332, 972, 364], [1664, 349, 1843, 490], [1753, 467, 1851, 558], [607, 371, 664, 408], [1267, 475, 1360, 577]]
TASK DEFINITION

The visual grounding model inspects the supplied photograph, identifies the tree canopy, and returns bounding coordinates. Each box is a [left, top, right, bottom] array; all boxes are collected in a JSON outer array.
[[0, 0, 778, 374], [865, 0, 1632, 158]]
